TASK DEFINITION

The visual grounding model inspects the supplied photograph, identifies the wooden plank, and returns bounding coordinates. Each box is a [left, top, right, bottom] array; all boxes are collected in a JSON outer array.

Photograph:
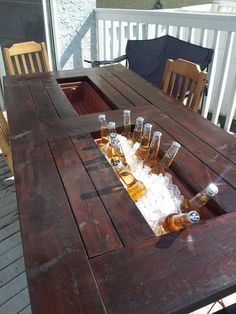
[[91, 211, 236, 314], [42, 78, 78, 118], [0, 257, 25, 287], [0, 221, 20, 242], [49, 137, 123, 257], [15, 143, 105, 313], [0, 287, 30, 314], [27, 79, 59, 121], [0, 201, 18, 219], [0, 271, 27, 305], [19, 304, 32, 314], [45, 105, 156, 142], [0, 231, 21, 256], [71, 135, 154, 246], [0, 243, 23, 271], [0, 211, 18, 230], [108, 64, 236, 164], [4, 78, 42, 138], [88, 72, 136, 110], [99, 69, 151, 106]]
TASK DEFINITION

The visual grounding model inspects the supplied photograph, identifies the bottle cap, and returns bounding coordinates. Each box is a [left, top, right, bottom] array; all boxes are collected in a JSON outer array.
[[98, 114, 106, 122], [187, 211, 200, 223], [108, 122, 116, 129], [205, 183, 218, 197], [153, 131, 162, 137], [136, 117, 144, 122], [124, 110, 131, 115], [144, 123, 152, 129], [172, 141, 181, 149], [113, 160, 122, 169]]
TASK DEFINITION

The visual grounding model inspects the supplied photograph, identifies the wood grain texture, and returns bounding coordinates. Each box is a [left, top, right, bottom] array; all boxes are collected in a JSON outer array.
[[14, 143, 105, 313], [42, 78, 78, 119], [49, 137, 123, 257], [91, 211, 236, 314]]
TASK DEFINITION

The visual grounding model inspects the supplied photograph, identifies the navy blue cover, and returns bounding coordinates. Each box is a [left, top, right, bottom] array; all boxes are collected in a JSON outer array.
[[126, 35, 213, 88]]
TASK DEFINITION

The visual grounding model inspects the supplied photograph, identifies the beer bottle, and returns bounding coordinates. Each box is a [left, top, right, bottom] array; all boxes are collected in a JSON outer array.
[[144, 131, 162, 168], [181, 183, 218, 213], [123, 110, 131, 139], [106, 132, 118, 159], [113, 160, 147, 202], [98, 114, 109, 147], [153, 141, 181, 175], [135, 123, 153, 160], [111, 139, 129, 168], [132, 117, 144, 144], [162, 211, 200, 233]]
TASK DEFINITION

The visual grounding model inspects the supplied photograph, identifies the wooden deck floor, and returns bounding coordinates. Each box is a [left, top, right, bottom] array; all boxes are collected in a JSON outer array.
[[0, 156, 31, 314]]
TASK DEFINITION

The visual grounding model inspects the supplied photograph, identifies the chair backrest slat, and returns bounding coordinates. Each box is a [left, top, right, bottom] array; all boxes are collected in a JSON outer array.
[[169, 73, 176, 97], [21, 54, 29, 74], [176, 76, 183, 98], [28, 53, 36, 73], [4, 41, 50, 75], [35, 52, 43, 72], [14, 55, 22, 75], [161, 58, 207, 112]]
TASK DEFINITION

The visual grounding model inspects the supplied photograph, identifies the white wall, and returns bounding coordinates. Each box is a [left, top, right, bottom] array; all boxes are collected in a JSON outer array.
[[51, 0, 96, 70]]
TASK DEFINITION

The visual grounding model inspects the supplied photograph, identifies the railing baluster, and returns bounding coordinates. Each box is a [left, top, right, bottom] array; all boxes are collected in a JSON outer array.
[[225, 87, 236, 132], [118, 21, 122, 56], [201, 29, 218, 118], [211, 31, 232, 125], [111, 20, 114, 59]]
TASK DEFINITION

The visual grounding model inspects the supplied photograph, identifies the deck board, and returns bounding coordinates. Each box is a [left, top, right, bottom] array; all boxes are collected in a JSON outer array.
[[0, 156, 32, 314], [0, 288, 31, 314]]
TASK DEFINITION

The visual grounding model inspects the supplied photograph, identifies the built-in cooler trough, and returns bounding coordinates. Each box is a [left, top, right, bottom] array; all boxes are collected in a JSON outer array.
[[58, 80, 114, 115]]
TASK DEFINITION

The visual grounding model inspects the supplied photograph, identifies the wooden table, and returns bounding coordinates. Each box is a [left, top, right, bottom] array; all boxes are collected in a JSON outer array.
[[4, 65, 236, 314]]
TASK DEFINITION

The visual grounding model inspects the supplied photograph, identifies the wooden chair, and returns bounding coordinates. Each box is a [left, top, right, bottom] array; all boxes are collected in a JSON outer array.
[[4, 41, 50, 75], [0, 110, 13, 173], [161, 58, 208, 112]]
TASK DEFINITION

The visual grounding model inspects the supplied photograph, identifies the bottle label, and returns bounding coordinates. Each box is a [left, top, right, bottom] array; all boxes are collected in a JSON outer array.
[[188, 211, 200, 223], [113, 160, 122, 169]]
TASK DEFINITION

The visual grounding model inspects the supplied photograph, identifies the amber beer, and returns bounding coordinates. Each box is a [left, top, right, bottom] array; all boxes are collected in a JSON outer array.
[[135, 123, 153, 160], [113, 160, 147, 202], [98, 114, 109, 146], [111, 139, 129, 168], [153, 141, 181, 175], [106, 132, 118, 159], [162, 211, 200, 233], [144, 131, 162, 168], [181, 183, 218, 213]]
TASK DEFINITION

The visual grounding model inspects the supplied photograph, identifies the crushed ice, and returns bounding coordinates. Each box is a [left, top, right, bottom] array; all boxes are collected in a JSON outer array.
[[117, 135, 183, 232]]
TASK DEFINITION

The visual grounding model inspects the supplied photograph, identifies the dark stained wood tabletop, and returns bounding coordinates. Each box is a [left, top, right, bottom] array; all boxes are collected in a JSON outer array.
[[4, 65, 236, 314]]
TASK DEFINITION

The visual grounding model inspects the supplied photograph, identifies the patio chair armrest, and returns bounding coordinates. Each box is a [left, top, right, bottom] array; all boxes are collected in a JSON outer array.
[[84, 55, 127, 67]]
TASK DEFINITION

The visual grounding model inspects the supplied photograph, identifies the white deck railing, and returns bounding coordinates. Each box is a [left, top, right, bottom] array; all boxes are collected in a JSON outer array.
[[95, 8, 236, 133]]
